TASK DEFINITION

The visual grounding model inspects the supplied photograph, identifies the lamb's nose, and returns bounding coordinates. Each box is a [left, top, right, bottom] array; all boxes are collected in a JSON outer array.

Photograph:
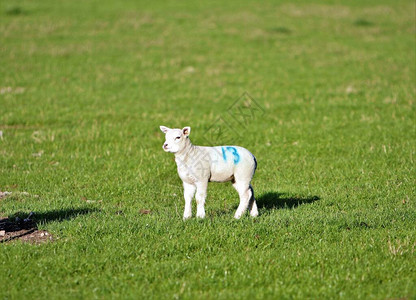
[[163, 143, 168, 149]]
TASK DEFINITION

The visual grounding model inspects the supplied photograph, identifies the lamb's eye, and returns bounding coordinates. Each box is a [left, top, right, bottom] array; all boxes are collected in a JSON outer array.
[[175, 136, 181, 140]]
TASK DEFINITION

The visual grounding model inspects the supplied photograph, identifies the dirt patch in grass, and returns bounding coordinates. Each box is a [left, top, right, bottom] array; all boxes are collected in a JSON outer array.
[[0, 215, 53, 244]]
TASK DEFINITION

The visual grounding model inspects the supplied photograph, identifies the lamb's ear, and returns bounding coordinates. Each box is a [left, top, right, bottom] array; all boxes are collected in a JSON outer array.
[[182, 126, 191, 136], [160, 126, 170, 134]]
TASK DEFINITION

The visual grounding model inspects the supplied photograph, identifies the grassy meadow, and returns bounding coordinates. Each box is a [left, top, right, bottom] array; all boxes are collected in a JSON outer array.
[[1, 0, 415, 298]]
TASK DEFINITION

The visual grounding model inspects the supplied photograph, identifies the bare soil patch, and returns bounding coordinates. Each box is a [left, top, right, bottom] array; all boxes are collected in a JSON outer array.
[[0, 215, 53, 244]]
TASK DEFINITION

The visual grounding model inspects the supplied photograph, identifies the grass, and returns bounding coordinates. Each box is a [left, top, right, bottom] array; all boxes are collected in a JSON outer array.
[[0, 0, 415, 298]]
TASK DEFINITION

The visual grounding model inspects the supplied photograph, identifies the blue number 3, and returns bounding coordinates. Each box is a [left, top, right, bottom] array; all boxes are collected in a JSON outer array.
[[222, 147, 240, 164]]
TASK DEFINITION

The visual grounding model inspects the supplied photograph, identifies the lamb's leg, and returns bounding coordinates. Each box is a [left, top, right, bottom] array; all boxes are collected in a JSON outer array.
[[183, 182, 196, 220], [195, 181, 207, 218], [247, 184, 258, 217], [233, 181, 252, 219]]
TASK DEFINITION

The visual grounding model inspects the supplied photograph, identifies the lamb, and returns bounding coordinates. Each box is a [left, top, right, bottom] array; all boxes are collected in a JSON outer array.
[[160, 125, 258, 219]]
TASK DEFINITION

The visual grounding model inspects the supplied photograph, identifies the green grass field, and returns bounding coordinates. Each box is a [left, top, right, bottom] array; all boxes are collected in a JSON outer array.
[[1, 0, 415, 298]]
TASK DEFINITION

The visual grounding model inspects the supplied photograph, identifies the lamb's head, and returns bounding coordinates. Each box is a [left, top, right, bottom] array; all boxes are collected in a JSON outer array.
[[159, 126, 191, 153]]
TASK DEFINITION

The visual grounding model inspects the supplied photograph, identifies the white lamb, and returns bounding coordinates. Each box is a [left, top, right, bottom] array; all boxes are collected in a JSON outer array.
[[160, 125, 258, 219]]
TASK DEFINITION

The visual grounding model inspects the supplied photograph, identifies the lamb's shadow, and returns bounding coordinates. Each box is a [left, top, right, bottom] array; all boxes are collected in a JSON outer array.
[[256, 192, 320, 210], [30, 208, 99, 224]]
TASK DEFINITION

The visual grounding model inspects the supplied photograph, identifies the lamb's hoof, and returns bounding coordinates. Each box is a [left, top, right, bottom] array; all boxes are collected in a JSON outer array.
[[183, 214, 192, 221], [196, 212, 205, 219], [234, 212, 243, 219], [250, 211, 259, 217]]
